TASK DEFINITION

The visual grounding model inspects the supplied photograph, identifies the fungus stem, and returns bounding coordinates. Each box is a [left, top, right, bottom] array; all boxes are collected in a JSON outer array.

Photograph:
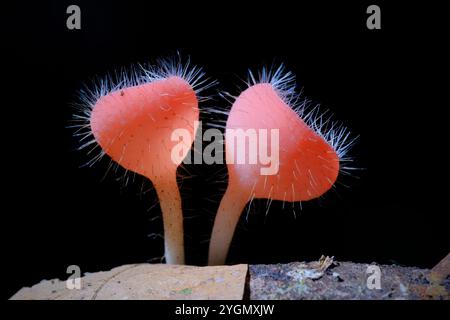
[[208, 186, 248, 265], [154, 175, 184, 265]]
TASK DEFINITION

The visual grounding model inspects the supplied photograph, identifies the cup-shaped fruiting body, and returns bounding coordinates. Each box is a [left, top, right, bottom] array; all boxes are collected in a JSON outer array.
[[208, 66, 355, 265], [75, 58, 213, 265], [90, 76, 198, 180]]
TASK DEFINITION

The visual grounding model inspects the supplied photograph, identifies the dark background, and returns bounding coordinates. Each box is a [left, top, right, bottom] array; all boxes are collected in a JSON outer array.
[[4, 1, 447, 299]]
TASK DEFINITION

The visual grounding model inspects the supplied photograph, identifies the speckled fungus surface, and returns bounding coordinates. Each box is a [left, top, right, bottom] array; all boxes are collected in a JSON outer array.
[[208, 66, 356, 265], [75, 58, 213, 264]]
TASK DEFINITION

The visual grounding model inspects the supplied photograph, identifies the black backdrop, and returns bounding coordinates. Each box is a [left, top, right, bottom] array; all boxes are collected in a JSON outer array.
[[4, 1, 448, 299]]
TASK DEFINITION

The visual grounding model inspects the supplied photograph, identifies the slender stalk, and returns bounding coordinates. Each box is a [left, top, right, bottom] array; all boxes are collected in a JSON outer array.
[[208, 186, 248, 265], [154, 175, 184, 265]]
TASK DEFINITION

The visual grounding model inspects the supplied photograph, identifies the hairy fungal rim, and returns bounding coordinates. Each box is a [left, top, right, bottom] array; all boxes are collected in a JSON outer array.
[[247, 64, 359, 174], [68, 54, 217, 168]]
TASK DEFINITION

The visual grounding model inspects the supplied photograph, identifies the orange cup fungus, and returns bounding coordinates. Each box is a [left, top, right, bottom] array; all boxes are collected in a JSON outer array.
[[75, 58, 213, 264], [208, 66, 356, 265]]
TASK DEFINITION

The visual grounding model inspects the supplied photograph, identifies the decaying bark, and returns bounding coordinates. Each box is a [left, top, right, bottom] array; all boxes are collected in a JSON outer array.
[[10, 254, 449, 300], [249, 255, 448, 300]]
